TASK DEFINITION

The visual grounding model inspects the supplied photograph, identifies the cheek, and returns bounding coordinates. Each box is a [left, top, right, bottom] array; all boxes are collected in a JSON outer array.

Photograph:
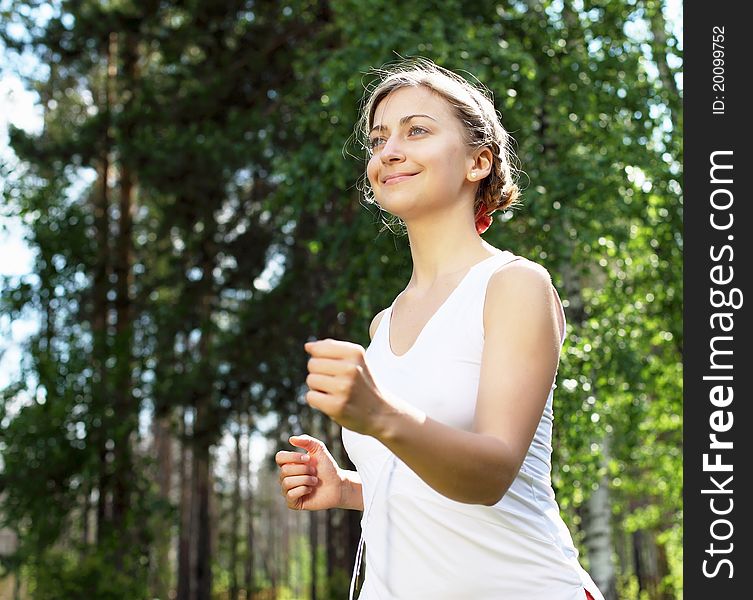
[[447, 149, 473, 183]]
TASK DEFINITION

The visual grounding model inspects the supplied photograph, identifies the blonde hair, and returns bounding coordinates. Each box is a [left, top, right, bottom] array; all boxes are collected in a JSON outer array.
[[355, 58, 522, 233]]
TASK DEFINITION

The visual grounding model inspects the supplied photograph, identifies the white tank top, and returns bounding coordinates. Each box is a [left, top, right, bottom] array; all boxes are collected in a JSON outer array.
[[341, 250, 604, 600]]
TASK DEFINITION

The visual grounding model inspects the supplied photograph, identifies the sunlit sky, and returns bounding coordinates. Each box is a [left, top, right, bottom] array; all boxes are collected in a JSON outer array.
[[0, 2, 682, 471]]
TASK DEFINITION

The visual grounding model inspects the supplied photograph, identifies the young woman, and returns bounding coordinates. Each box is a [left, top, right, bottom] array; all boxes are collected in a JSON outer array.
[[276, 59, 604, 600]]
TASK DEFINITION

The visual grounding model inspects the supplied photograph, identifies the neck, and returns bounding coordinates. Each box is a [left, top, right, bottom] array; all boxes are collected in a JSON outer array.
[[403, 210, 499, 290]]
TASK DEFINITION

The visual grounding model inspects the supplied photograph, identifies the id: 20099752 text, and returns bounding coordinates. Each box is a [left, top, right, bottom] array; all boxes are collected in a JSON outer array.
[[712, 26, 725, 115]]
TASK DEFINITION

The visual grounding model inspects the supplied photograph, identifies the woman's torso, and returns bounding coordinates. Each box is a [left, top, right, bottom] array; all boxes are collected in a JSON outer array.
[[342, 250, 603, 600]]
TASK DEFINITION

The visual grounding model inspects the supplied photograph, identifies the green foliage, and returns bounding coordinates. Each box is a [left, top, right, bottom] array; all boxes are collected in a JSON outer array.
[[321, 567, 352, 600], [2, 0, 682, 598], [27, 548, 147, 600]]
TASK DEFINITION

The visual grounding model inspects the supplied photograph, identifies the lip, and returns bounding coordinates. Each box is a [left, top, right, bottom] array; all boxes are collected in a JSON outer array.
[[382, 172, 419, 185]]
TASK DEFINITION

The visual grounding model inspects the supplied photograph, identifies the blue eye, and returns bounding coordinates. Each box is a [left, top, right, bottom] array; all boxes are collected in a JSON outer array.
[[368, 125, 428, 153]]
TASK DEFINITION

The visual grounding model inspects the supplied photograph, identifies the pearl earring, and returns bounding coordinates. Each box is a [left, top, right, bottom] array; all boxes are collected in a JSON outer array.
[[470, 171, 476, 179]]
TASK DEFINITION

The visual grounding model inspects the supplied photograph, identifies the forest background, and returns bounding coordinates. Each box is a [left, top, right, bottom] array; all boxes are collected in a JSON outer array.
[[0, 1, 683, 599]]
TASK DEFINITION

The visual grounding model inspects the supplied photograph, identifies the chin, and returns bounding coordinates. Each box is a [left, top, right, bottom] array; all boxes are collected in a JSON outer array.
[[376, 195, 430, 221]]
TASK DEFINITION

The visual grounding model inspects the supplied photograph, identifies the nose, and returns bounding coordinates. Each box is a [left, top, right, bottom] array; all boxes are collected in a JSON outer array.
[[380, 133, 406, 164]]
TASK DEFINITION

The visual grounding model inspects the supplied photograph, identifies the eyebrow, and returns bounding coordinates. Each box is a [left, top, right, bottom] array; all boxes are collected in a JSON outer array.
[[369, 113, 438, 135]]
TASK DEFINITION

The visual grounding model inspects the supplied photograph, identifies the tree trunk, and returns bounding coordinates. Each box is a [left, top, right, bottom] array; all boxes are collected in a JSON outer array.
[[111, 29, 139, 570], [584, 482, 618, 599], [13, 570, 21, 600], [309, 510, 319, 600], [151, 411, 174, 600], [82, 482, 90, 546], [177, 408, 193, 600], [193, 442, 212, 600], [582, 435, 617, 600], [655, 536, 672, 600], [260, 508, 276, 593], [280, 501, 287, 591], [191, 240, 216, 600], [244, 417, 256, 598], [229, 425, 241, 600], [646, 0, 680, 128], [93, 28, 115, 548], [633, 529, 664, 599], [325, 508, 334, 582]]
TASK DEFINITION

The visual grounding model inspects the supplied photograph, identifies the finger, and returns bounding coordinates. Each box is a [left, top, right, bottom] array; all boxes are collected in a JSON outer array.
[[279, 463, 315, 483], [305, 338, 361, 358], [275, 450, 310, 466], [306, 372, 337, 393], [289, 434, 322, 454], [286, 484, 311, 505], [281, 474, 319, 493], [307, 356, 347, 376], [303, 339, 327, 354], [281, 463, 315, 476], [304, 389, 332, 412]]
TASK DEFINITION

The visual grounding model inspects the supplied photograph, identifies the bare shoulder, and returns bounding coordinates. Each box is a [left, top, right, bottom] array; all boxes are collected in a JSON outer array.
[[369, 308, 389, 341], [484, 257, 564, 337], [489, 257, 553, 292]]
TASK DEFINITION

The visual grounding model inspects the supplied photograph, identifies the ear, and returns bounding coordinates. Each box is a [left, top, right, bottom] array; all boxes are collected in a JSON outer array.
[[467, 147, 493, 182]]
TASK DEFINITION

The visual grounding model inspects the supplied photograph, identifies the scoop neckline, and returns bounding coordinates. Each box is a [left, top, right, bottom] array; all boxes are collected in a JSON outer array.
[[385, 251, 509, 359]]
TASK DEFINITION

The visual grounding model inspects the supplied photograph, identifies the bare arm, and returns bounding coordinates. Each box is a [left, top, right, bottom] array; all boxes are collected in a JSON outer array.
[[372, 261, 564, 506], [338, 469, 363, 511]]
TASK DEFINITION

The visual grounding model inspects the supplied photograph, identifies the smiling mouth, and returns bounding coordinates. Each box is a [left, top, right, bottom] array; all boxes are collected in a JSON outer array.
[[383, 173, 418, 185]]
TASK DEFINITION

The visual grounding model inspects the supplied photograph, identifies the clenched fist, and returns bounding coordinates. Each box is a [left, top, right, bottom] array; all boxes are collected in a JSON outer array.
[[304, 338, 392, 436]]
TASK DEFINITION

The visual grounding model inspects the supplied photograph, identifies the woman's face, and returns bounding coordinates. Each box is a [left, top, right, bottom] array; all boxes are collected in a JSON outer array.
[[366, 85, 475, 221]]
